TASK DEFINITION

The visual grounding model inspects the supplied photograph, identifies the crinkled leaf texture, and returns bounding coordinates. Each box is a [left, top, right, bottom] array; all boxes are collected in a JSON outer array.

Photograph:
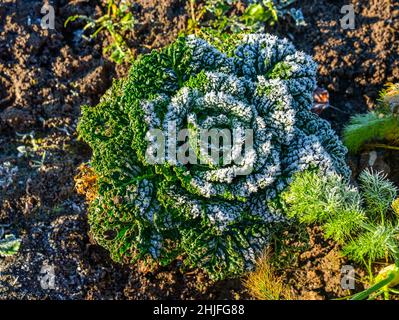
[[78, 34, 350, 280]]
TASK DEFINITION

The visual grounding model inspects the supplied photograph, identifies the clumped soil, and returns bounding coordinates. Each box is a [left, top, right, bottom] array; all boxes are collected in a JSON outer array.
[[274, 0, 399, 132], [0, 0, 398, 299], [277, 226, 365, 300]]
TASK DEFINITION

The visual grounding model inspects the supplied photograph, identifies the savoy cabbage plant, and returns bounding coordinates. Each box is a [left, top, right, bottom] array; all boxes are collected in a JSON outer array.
[[77, 33, 350, 279]]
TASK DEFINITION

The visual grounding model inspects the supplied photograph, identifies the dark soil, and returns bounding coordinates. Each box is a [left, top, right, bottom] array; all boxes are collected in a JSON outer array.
[[278, 226, 366, 300], [274, 0, 399, 132], [0, 0, 398, 300]]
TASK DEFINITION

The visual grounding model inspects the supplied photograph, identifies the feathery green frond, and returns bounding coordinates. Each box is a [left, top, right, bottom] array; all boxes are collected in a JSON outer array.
[[359, 169, 398, 221], [324, 207, 365, 244], [342, 223, 399, 263], [282, 170, 360, 226]]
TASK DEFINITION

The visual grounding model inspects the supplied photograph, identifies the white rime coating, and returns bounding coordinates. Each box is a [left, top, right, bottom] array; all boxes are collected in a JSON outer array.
[[88, 34, 350, 277], [139, 34, 349, 237], [138, 34, 349, 236]]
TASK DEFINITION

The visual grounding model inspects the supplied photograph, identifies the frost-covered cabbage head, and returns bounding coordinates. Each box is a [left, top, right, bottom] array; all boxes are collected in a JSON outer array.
[[78, 34, 349, 279]]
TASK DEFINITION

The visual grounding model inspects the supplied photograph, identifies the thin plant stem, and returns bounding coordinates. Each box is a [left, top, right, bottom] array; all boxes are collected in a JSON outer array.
[[364, 143, 399, 151]]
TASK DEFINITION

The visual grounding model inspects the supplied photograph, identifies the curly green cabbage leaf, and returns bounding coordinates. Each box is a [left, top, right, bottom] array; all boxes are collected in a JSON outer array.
[[78, 34, 349, 279]]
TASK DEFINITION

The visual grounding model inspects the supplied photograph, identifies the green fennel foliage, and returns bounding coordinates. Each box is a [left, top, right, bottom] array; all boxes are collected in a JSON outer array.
[[282, 170, 360, 227], [282, 169, 399, 264], [359, 169, 398, 222], [323, 208, 365, 244], [342, 223, 399, 264]]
